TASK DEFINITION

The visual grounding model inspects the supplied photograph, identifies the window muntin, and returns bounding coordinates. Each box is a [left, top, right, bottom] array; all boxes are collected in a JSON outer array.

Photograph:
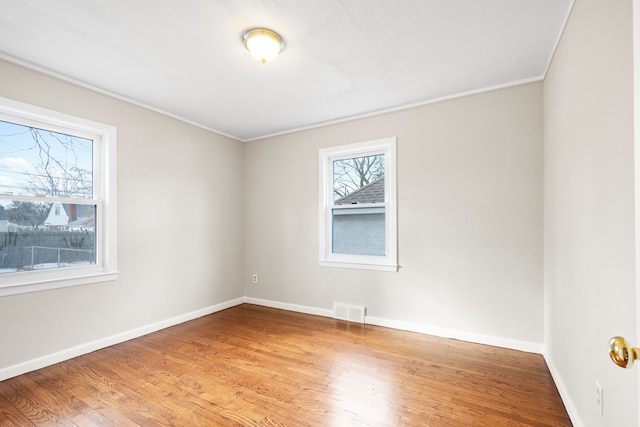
[[0, 97, 117, 296], [319, 137, 397, 271]]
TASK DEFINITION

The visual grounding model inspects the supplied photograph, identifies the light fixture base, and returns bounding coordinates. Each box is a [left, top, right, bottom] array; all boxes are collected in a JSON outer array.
[[242, 28, 285, 64]]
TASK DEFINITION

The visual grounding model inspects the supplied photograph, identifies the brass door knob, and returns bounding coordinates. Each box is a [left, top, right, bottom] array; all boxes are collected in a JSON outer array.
[[609, 336, 639, 369]]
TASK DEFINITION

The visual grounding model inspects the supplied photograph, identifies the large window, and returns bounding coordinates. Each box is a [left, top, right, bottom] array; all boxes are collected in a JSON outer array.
[[319, 137, 397, 271], [0, 97, 117, 296]]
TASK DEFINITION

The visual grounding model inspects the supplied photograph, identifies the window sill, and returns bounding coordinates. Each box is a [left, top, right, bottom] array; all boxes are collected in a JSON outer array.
[[0, 270, 118, 297], [319, 260, 398, 272]]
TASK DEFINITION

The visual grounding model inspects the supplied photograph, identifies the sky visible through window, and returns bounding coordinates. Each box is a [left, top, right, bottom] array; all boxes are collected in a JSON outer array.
[[0, 120, 93, 206]]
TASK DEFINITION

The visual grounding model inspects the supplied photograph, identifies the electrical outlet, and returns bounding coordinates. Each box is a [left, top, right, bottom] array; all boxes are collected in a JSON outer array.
[[252, 273, 258, 284], [595, 380, 603, 417]]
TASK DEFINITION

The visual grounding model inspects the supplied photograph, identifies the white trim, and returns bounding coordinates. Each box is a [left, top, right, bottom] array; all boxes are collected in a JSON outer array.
[[541, 0, 576, 80], [0, 297, 245, 382], [0, 96, 117, 294], [0, 271, 118, 297], [319, 137, 397, 271], [0, 52, 546, 143], [244, 297, 334, 318], [544, 353, 585, 427], [332, 205, 384, 214], [635, 0, 640, 423], [0, 53, 241, 143], [246, 77, 545, 142], [366, 315, 543, 354], [246, 297, 542, 354], [1, 296, 545, 384], [318, 260, 398, 272]]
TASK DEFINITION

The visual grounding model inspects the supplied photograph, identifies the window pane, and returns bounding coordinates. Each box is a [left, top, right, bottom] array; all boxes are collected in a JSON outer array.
[[332, 207, 385, 256], [333, 154, 384, 204], [0, 120, 93, 198], [0, 202, 96, 274]]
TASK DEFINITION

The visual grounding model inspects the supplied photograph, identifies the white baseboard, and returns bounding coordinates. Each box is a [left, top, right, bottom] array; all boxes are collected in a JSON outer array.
[[244, 297, 334, 318], [366, 315, 543, 354], [1, 296, 544, 382], [544, 352, 584, 427], [245, 297, 542, 354], [0, 297, 245, 382]]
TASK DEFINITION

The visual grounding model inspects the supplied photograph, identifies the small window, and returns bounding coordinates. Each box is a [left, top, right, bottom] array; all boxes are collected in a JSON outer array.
[[319, 137, 397, 271], [0, 97, 117, 296]]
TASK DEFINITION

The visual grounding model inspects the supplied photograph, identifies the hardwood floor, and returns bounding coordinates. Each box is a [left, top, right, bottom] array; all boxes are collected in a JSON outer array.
[[0, 304, 571, 426]]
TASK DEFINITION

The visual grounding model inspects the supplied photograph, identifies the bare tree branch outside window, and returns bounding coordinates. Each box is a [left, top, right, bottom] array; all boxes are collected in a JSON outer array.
[[25, 128, 92, 198], [0, 121, 93, 228], [332, 154, 384, 201]]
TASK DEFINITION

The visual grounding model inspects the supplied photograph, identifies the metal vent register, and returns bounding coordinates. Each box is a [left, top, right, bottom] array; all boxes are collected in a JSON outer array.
[[333, 303, 365, 323]]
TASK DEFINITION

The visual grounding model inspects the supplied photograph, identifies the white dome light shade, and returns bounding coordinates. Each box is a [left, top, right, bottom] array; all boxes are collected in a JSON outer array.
[[242, 28, 284, 64]]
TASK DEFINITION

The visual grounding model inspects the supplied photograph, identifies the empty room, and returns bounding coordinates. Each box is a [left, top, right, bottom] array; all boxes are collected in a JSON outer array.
[[0, 1, 638, 426]]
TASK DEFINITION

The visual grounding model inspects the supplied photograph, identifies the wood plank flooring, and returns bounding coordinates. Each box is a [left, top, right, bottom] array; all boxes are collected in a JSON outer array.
[[0, 304, 571, 426]]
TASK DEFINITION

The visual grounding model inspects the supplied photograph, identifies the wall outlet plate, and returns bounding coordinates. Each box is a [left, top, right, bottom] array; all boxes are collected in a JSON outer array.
[[595, 380, 603, 417]]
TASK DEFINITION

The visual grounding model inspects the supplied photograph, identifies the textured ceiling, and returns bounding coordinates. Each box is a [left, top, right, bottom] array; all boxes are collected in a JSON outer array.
[[0, 0, 573, 141]]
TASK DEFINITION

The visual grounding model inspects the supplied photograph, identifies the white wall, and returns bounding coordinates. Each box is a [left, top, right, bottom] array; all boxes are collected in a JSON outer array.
[[543, 0, 638, 425], [244, 82, 544, 350], [0, 59, 245, 374]]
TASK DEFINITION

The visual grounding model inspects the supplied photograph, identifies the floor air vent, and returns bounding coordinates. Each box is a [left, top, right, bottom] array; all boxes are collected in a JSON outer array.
[[333, 303, 366, 323]]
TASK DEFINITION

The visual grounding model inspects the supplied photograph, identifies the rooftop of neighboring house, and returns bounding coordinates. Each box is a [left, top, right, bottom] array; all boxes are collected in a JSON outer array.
[[334, 177, 384, 205], [53, 203, 93, 220]]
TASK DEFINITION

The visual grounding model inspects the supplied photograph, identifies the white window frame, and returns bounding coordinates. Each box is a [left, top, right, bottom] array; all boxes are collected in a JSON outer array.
[[0, 96, 117, 296], [319, 137, 397, 271]]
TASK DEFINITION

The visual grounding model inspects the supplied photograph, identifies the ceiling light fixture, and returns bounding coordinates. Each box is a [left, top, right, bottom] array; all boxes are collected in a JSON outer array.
[[242, 28, 285, 64]]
